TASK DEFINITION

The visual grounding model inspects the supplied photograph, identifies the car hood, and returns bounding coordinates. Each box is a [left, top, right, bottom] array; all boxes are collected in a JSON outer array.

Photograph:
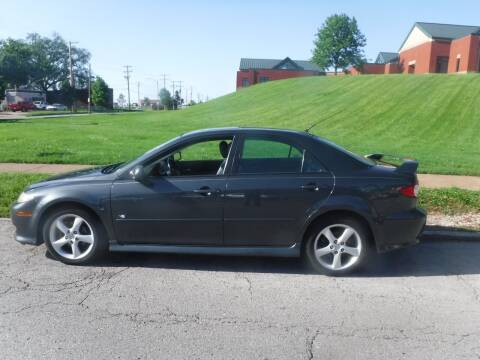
[[27, 166, 114, 191]]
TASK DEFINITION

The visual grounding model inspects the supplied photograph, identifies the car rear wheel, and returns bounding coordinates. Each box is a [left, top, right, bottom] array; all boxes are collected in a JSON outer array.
[[304, 217, 370, 275], [43, 208, 107, 265]]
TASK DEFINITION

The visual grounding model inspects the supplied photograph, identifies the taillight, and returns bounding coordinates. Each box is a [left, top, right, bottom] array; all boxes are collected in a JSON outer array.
[[399, 184, 419, 198]]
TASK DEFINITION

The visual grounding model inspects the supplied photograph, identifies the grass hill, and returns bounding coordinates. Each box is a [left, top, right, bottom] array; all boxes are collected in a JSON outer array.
[[1, 74, 479, 175]]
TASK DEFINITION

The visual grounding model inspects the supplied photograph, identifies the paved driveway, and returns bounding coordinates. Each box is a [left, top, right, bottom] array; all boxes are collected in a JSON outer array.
[[1, 219, 479, 359]]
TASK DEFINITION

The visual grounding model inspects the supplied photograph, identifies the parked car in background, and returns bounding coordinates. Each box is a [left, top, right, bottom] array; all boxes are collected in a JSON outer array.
[[11, 128, 426, 275], [46, 103, 68, 111], [33, 101, 48, 110], [7, 101, 36, 112]]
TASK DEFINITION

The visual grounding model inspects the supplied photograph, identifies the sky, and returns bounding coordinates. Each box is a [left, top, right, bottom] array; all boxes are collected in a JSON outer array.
[[1, 0, 479, 101]]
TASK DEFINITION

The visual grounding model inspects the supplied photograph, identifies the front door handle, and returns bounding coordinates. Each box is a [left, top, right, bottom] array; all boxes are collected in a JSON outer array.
[[301, 183, 319, 192], [193, 186, 213, 196]]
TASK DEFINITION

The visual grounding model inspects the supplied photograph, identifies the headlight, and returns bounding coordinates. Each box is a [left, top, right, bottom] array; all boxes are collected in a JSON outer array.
[[17, 192, 36, 203]]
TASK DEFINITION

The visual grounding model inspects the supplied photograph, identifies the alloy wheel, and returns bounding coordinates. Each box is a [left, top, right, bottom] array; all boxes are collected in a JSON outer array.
[[313, 224, 362, 271], [48, 214, 95, 260]]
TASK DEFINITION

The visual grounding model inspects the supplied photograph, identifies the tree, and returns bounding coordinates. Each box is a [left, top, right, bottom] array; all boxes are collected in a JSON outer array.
[[26, 33, 90, 91], [0, 39, 32, 89], [91, 76, 110, 108], [117, 93, 126, 108], [142, 97, 151, 107], [312, 14, 366, 74], [59, 80, 76, 107], [172, 90, 184, 110], [159, 88, 172, 110]]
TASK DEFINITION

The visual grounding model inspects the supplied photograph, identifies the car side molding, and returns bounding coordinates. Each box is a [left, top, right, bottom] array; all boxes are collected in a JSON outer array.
[[109, 243, 301, 257]]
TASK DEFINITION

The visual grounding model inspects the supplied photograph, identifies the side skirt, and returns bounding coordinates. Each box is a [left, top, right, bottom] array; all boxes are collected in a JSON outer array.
[[109, 243, 301, 257]]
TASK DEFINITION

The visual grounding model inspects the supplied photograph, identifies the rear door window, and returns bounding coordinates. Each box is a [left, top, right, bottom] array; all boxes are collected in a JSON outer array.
[[236, 138, 325, 175]]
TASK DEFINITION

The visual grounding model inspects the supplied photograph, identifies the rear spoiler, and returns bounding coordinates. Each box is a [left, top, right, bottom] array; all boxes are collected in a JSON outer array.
[[365, 153, 418, 175]]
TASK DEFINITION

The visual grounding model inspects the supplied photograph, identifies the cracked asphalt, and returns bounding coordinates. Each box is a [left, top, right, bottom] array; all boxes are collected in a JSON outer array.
[[1, 219, 480, 359]]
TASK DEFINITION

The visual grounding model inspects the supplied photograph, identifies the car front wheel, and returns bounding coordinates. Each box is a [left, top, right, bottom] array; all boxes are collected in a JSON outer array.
[[43, 208, 107, 265], [304, 217, 370, 275]]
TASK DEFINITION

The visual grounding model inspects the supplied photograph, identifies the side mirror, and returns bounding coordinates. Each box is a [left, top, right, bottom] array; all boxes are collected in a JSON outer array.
[[129, 165, 146, 182]]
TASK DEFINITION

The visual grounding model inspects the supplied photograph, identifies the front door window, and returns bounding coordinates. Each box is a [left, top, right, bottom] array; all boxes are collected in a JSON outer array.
[[145, 138, 233, 177]]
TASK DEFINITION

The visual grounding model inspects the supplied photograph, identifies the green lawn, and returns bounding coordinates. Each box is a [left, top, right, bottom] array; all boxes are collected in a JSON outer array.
[[418, 188, 480, 215], [0, 173, 48, 217], [1, 173, 478, 218], [1, 74, 480, 174]]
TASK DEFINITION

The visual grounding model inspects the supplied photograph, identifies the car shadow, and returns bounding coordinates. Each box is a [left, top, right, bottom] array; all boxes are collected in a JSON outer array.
[[68, 238, 480, 278]]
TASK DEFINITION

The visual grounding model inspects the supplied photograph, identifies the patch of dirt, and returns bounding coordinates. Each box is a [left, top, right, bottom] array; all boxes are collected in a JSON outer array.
[[427, 213, 480, 231]]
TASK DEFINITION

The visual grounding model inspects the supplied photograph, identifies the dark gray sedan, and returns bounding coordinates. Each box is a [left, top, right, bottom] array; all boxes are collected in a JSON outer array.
[[11, 128, 426, 275]]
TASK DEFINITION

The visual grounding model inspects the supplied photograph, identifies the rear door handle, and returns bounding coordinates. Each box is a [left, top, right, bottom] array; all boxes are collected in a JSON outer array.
[[193, 187, 214, 196], [301, 183, 319, 192]]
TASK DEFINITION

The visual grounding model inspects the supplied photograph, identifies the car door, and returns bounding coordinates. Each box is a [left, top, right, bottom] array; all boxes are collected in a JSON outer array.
[[223, 134, 334, 247], [110, 136, 234, 245]]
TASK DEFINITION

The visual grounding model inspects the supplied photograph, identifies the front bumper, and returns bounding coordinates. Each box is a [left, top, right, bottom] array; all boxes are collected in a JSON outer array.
[[374, 208, 427, 252], [11, 202, 41, 245]]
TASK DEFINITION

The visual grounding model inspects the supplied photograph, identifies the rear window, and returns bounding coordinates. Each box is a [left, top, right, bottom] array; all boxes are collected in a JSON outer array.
[[315, 137, 375, 166]]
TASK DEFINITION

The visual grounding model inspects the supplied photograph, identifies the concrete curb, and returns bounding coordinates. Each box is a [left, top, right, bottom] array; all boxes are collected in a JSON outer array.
[[421, 229, 480, 242], [2, 218, 479, 242]]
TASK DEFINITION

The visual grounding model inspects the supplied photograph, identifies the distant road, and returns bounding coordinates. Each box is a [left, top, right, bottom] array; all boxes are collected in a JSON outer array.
[[0, 112, 118, 120]]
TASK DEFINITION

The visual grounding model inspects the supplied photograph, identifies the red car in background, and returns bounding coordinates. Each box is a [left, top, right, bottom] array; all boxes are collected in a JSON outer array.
[[7, 101, 36, 112]]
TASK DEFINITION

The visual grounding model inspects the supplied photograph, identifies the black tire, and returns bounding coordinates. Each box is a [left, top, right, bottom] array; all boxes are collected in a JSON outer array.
[[303, 216, 371, 276], [42, 207, 108, 265]]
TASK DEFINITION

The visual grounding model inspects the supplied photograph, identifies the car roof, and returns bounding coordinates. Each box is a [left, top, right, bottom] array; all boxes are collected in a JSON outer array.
[[182, 127, 309, 138]]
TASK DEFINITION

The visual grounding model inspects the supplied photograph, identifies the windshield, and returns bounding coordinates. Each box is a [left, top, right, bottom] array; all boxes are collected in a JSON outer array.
[[101, 135, 184, 174], [101, 162, 125, 174]]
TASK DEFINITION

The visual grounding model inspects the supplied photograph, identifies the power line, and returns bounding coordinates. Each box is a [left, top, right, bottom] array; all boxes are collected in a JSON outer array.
[[159, 74, 169, 89], [171, 80, 182, 95], [123, 65, 132, 110]]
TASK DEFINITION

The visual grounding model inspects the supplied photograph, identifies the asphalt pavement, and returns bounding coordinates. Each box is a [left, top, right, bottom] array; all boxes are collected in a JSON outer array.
[[1, 219, 480, 359]]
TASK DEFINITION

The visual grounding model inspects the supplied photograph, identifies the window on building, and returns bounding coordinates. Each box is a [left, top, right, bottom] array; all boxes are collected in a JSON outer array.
[[477, 48, 480, 72], [456, 58, 461, 73], [259, 76, 269, 83], [242, 78, 249, 87], [435, 56, 449, 73], [408, 64, 416, 74]]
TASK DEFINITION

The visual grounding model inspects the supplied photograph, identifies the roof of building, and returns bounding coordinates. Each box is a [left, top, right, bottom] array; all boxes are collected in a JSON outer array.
[[375, 52, 399, 64], [239, 57, 322, 72], [414, 22, 480, 40]]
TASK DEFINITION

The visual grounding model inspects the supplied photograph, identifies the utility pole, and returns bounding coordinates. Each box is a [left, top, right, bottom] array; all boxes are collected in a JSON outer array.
[[88, 63, 91, 114], [68, 42, 74, 88], [123, 65, 132, 110], [137, 81, 140, 106], [159, 74, 169, 90], [68, 41, 78, 112], [178, 81, 183, 95], [184, 83, 188, 105], [155, 80, 159, 109]]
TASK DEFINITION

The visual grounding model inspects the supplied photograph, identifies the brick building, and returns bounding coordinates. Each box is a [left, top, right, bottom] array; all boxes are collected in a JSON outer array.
[[351, 22, 480, 75], [236, 57, 323, 89]]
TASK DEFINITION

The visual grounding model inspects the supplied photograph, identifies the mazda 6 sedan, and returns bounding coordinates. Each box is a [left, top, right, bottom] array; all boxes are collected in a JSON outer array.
[[11, 128, 426, 275]]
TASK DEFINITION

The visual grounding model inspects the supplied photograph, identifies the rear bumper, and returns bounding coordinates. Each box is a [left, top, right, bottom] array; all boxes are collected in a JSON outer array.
[[374, 208, 426, 252]]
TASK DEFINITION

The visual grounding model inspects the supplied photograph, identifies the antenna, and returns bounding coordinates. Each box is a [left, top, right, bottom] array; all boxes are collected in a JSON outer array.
[[304, 111, 343, 133]]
